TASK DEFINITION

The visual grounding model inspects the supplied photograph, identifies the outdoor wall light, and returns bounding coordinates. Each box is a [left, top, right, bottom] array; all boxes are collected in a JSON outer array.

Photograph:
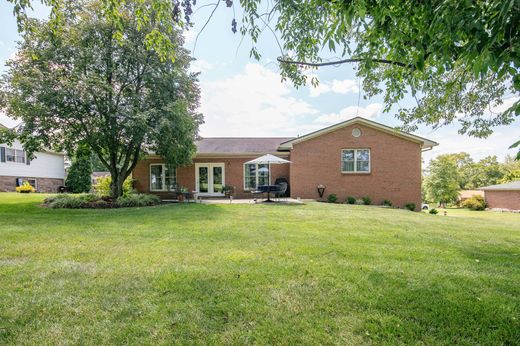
[[317, 184, 326, 198]]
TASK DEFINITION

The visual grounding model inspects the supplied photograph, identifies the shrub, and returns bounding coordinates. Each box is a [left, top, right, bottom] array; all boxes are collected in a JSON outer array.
[[355, 199, 364, 205], [405, 203, 416, 211], [362, 196, 371, 205], [429, 208, 439, 214], [461, 195, 487, 211], [327, 194, 337, 203], [346, 196, 356, 204], [16, 181, 36, 193], [117, 194, 161, 207], [65, 144, 92, 193], [93, 176, 134, 196], [78, 193, 100, 203], [43, 193, 160, 208], [49, 195, 88, 209], [382, 199, 393, 207]]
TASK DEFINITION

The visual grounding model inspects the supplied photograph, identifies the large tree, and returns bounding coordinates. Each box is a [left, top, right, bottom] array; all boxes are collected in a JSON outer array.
[[1, 0, 202, 197], [424, 155, 461, 207]]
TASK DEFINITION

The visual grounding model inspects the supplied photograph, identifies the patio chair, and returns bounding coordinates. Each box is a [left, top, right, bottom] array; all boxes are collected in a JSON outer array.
[[274, 182, 288, 201]]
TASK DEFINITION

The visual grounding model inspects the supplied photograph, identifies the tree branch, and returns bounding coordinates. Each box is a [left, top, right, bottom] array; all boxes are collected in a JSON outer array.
[[277, 57, 412, 68]]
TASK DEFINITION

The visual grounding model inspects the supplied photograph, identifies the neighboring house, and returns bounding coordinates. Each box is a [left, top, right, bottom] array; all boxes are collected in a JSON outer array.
[[0, 123, 65, 193], [132, 117, 438, 209], [481, 181, 520, 210], [458, 190, 485, 203]]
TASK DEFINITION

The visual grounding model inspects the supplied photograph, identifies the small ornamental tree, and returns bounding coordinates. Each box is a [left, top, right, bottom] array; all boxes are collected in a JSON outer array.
[[1, 0, 202, 197], [424, 155, 461, 208], [65, 144, 92, 193]]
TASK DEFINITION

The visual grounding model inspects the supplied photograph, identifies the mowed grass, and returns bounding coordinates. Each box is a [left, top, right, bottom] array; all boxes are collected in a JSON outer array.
[[0, 193, 519, 345]]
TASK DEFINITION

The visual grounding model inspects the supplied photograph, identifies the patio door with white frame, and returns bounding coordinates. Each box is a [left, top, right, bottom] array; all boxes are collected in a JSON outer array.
[[195, 163, 225, 196]]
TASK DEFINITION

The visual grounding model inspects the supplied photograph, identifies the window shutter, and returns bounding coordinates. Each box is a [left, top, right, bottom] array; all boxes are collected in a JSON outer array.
[[26, 152, 30, 165], [0, 147, 5, 163]]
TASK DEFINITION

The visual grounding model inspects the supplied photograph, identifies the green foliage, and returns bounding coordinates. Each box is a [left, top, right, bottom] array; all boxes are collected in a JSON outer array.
[[2, 0, 201, 198], [405, 203, 416, 211], [499, 169, 520, 183], [93, 176, 133, 197], [382, 199, 393, 207], [346, 196, 356, 204], [43, 192, 160, 208], [117, 194, 161, 207], [47, 195, 89, 209], [327, 194, 337, 203], [424, 155, 461, 206], [461, 195, 487, 211], [429, 208, 439, 215], [361, 196, 371, 205], [65, 144, 92, 193]]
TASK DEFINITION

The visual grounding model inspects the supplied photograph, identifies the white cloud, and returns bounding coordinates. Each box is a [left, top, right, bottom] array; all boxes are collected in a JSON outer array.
[[190, 59, 214, 73], [314, 103, 383, 125], [183, 29, 198, 45], [199, 63, 318, 136], [309, 77, 359, 97]]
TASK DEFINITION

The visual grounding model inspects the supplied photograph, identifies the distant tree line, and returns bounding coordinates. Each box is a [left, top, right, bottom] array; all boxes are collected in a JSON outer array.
[[423, 154, 520, 206]]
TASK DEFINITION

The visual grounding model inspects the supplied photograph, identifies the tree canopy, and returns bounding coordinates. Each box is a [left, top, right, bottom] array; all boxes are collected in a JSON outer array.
[[423, 152, 520, 205], [7, 0, 520, 155], [1, 0, 202, 197], [424, 155, 461, 207]]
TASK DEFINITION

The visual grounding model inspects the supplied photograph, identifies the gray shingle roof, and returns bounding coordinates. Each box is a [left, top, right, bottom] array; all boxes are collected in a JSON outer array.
[[196, 137, 294, 154], [481, 181, 520, 191]]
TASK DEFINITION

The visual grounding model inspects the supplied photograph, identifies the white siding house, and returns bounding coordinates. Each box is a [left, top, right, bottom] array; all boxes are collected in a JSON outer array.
[[1, 124, 65, 192]]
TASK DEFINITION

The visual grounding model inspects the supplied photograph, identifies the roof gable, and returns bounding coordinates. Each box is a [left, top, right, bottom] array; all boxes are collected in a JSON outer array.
[[278, 117, 438, 150]]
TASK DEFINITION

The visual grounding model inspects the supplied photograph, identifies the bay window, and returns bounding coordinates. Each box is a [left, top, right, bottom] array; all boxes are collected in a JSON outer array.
[[341, 149, 370, 173]]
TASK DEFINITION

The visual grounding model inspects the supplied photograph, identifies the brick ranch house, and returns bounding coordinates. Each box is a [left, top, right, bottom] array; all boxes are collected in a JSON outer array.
[[132, 117, 438, 209], [481, 181, 520, 211]]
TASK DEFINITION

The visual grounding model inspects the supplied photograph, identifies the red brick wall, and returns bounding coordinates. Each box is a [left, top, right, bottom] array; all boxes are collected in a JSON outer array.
[[289, 124, 423, 209], [132, 156, 290, 199], [484, 191, 520, 210]]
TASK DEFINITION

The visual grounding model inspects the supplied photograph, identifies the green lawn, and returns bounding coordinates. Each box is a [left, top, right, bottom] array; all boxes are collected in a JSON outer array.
[[1, 193, 519, 345]]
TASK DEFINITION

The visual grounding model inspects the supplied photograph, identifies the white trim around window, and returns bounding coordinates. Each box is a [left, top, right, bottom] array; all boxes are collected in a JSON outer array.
[[243, 162, 271, 190], [6, 148, 26, 164], [149, 164, 177, 191], [341, 149, 371, 173]]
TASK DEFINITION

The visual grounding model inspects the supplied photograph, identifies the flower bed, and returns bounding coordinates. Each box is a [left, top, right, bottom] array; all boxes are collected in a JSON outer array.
[[43, 193, 161, 209]]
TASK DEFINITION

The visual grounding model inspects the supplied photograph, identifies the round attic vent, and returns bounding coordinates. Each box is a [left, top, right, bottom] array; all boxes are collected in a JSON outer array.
[[352, 128, 361, 137]]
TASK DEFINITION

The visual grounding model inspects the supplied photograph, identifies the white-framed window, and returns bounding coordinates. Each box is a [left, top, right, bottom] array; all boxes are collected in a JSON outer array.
[[341, 149, 370, 173], [6, 148, 26, 164], [244, 163, 270, 190], [149, 164, 177, 191]]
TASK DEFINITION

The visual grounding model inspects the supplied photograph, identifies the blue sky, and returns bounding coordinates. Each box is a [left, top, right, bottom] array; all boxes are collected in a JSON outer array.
[[1, 1, 519, 164]]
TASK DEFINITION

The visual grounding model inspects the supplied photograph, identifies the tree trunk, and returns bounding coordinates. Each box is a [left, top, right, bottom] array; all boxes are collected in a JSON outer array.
[[109, 172, 125, 198]]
